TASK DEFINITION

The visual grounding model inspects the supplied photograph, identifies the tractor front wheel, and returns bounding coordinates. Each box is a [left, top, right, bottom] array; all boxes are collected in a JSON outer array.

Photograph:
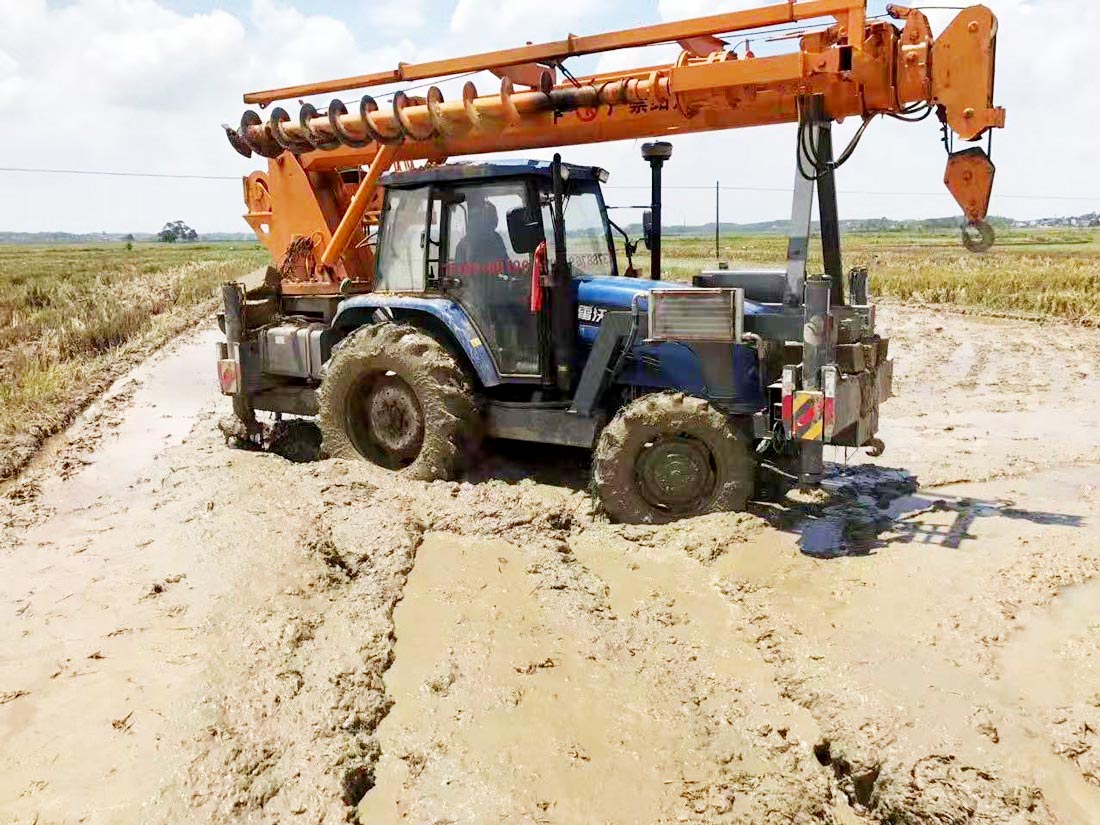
[[318, 323, 479, 480], [593, 392, 755, 524]]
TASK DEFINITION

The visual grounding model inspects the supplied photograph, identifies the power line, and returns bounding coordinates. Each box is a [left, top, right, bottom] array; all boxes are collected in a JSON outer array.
[[0, 166, 1094, 202], [0, 166, 238, 181], [605, 185, 1096, 202]]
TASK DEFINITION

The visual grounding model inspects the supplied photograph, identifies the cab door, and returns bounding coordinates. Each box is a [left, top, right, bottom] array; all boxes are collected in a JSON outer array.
[[374, 186, 430, 292], [439, 180, 541, 378]]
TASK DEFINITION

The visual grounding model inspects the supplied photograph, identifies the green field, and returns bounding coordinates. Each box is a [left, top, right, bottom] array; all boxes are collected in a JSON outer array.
[[657, 228, 1100, 322], [1, 228, 1096, 481], [0, 243, 269, 479]]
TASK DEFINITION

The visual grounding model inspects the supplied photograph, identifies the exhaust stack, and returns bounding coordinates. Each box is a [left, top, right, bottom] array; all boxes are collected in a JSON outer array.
[[641, 141, 673, 280]]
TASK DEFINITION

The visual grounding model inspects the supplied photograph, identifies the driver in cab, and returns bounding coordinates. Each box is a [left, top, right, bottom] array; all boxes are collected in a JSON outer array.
[[451, 196, 532, 360]]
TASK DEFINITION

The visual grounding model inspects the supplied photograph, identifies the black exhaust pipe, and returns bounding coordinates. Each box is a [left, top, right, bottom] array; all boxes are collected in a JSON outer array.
[[641, 141, 672, 280]]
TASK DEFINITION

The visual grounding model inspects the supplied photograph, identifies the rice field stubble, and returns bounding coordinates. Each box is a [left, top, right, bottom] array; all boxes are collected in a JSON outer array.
[[0, 243, 268, 480], [657, 228, 1100, 322]]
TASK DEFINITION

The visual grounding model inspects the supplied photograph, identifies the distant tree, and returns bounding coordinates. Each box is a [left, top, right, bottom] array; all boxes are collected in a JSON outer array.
[[123, 233, 134, 251], [157, 220, 198, 243]]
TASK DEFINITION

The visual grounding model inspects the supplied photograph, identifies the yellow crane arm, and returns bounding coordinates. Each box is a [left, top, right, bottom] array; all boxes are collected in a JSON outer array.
[[242, 0, 874, 106]]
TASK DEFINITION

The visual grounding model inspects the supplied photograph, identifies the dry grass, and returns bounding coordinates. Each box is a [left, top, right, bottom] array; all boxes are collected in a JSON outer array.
[[0, 243, 269, 479], [657, 228, 1100, 323]]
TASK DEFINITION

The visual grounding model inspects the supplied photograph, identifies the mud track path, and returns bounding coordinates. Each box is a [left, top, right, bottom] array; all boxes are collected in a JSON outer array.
[[2, 307, 1100, 824]]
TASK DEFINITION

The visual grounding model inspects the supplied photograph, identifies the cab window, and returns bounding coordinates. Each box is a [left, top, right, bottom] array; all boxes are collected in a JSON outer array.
[[444, 182, 530, 282], [540, 184, 615, 278], [376, 187, 428, 292], [442, 181, 540, 376]]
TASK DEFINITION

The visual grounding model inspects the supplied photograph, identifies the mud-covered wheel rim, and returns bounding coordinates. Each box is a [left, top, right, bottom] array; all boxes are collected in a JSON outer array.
[[592, 392, 756, 524], [346, 372, 425, 469], [635, 433, 717, 514], [318, 322, 481, 481]]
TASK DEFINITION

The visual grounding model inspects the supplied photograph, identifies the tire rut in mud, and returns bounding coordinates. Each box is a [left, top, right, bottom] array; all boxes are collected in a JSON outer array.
[[182, 477, 427, 820], [181, 459, 597, 822], [567, 518, 848, 822]]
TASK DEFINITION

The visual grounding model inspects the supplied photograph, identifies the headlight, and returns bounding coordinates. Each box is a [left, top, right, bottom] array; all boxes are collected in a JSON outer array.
[[647, 288, 744, 343]]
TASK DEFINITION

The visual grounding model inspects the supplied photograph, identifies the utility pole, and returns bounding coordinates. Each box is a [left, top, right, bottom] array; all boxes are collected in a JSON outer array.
[[715, 180, 720, 262]]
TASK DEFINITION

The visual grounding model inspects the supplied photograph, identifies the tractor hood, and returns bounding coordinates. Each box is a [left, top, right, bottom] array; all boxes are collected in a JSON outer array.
[[573, 274, 767, 413], [574, 274, 767, 316]]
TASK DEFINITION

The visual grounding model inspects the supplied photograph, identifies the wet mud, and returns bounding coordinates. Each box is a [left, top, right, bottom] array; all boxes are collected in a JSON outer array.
[[3, 307, 1100, 823]]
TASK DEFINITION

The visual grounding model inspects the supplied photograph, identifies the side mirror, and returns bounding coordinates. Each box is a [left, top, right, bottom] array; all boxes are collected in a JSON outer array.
[[642, 209, 654, 251], [506, 206, 544, 254]]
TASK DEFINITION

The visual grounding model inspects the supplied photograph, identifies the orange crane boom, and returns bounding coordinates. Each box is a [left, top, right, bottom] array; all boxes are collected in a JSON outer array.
[[224, 1, 1004, 293]]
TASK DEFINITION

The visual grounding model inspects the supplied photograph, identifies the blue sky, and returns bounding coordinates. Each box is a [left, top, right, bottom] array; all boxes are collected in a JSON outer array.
[[0, 1, 1091, 232]]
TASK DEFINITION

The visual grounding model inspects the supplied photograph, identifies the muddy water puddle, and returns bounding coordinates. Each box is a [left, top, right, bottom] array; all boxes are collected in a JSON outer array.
[[0, 330, 229, 823], [2, 327, 223, 516], [568, 525, 819, 731], [796, 463, 1093, 558]]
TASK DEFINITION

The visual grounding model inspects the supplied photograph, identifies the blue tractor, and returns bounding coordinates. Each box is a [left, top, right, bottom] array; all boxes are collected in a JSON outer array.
[[219, 145, 892, 523]]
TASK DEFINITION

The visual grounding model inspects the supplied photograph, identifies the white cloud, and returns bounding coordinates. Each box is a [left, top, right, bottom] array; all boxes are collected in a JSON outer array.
[[450, 0, 594, 41], [0, 0, 424, 233], [0, 46, 18, 75], [0, 1, 243, 110], [657, 0, 764, 19], [372, 0, 427, 30]]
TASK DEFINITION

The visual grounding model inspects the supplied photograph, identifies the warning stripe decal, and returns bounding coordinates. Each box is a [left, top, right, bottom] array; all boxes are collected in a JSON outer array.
[[791, 392, 823, 441]]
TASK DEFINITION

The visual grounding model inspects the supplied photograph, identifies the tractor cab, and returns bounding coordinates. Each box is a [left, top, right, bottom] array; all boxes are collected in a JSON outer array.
[[373, 159, 622, 379]]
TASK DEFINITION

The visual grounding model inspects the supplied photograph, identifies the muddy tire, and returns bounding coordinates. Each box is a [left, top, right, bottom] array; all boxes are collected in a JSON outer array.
[[593, 392, 755, 524], [318, 323, 479, 480]]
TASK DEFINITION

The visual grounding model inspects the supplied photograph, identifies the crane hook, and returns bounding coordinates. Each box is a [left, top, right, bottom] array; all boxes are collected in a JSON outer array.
[[944, 147, 996, 253]]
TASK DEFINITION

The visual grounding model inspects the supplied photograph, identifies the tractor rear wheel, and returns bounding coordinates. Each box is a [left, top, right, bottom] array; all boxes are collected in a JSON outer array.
[[593, 392, 755, 524], [318, 323, 479, 480]]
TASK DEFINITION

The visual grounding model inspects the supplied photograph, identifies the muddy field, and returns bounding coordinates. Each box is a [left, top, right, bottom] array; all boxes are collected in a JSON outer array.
[[2, 304, 1100, 824]]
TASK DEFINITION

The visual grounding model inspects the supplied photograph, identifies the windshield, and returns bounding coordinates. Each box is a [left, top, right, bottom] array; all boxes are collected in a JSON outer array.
[[541, 185, 615, 278]]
